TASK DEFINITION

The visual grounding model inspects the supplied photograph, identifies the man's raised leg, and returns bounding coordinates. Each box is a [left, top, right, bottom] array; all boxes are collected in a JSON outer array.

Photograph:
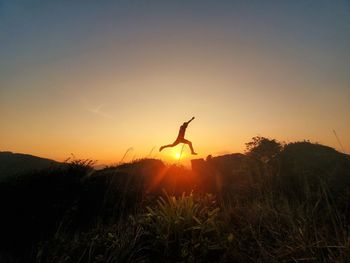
[[183, 139, 197, 155], [159, 140, 179, 152]]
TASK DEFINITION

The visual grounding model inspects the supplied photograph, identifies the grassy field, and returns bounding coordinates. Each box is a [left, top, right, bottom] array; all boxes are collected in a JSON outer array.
[[0, 139, 349, 262]]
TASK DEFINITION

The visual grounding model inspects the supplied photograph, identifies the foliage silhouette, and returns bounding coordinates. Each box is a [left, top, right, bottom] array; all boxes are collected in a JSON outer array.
[[0, 139, 350, 262]]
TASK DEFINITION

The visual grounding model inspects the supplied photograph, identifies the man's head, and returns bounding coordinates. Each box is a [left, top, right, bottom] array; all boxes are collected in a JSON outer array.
[[182, 122, 188, 127]]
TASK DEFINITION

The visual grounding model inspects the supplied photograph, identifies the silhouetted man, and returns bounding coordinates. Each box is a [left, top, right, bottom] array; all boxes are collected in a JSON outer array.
[[159, 117, 197, 155]]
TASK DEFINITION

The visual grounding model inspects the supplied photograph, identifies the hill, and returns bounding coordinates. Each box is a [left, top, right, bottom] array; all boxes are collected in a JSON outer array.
[[0, 151, 60, 179]]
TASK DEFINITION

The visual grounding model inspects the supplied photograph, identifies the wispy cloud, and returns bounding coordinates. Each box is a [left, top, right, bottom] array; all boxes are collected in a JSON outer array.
[[86, 103, 113, 119], [54, 88, 114, 120]]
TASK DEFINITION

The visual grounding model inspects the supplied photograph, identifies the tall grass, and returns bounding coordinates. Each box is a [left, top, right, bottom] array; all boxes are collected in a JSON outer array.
[[221, 169, 350, 262], [36, 220, 147, 263]]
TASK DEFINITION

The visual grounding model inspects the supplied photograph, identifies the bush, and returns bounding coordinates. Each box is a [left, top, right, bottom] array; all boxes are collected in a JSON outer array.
[[140, 191, 225, 262]]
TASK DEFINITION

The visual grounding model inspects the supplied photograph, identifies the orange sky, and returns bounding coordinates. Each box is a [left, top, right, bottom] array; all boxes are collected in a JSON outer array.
[[1, 1, 349, 166]]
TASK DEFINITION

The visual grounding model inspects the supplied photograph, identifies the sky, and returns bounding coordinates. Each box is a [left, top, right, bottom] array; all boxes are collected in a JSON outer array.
[[1, 0, 349, 165]]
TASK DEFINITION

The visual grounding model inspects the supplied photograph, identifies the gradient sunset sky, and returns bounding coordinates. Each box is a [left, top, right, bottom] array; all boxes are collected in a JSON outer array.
[[1, 0, 349, 165]]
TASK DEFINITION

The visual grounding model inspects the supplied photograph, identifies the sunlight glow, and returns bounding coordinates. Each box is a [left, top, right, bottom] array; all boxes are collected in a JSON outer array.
[[175, 152, 181, 160]]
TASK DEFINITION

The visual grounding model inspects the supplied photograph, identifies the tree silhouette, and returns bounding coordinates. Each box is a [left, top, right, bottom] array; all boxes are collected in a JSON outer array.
[[245, 136, 282, 162]]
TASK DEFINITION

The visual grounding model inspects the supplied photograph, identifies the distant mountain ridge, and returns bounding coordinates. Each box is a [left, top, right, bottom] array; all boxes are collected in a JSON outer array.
[[0, 151, 60, 179]]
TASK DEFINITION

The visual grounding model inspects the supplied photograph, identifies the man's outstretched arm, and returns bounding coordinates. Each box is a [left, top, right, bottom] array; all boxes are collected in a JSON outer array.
[[186, 117, 195, 125]]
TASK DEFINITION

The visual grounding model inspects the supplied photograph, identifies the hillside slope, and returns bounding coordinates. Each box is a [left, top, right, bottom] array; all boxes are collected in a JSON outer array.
[[0, 151, 60, 179]]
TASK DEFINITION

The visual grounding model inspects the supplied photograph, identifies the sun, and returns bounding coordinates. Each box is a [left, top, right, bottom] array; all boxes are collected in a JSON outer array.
[[175, 152, 181, 160]]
